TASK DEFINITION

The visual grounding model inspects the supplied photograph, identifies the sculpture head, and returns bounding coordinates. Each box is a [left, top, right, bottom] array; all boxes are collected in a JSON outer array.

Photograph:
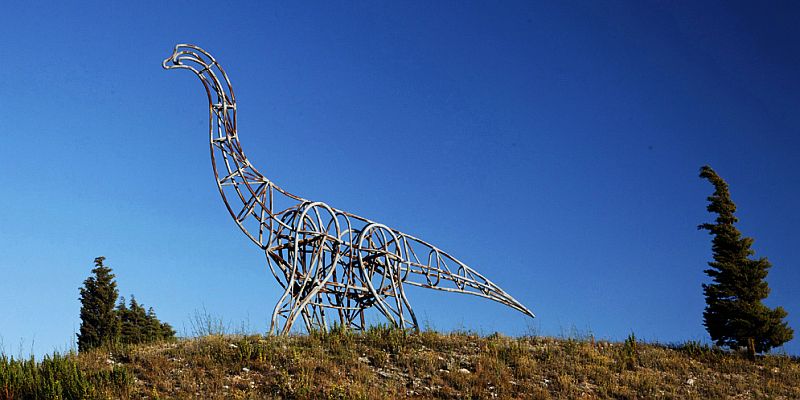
[[162, 44, 236, 108], [162, 44, 216, 72]]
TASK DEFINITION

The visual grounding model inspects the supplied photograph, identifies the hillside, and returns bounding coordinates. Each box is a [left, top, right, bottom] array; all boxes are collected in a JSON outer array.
[[2, 327, 798, 399]]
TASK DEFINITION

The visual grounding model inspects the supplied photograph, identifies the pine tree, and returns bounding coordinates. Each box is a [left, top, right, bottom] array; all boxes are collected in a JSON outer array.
[[145, 307, 160, 342], [117, 296, 176, 344], [121, 296, 144, 344], [117, 296, 137, 345], [77, 257, 120, 352], [699, 165, 793, 358], [160, 320, 176, 340], [145, 307, 176, 342], [79, 257, 176, 348]]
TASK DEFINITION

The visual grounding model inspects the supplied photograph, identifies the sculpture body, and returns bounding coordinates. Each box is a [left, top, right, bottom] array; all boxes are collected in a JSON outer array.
[[163, 44, 534, 334]]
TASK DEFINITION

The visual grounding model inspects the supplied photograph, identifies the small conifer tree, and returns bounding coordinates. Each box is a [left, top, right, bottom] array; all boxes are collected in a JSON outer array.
[[699, 165, 793, 358], [146, 307, 176, 342], [117, 296, 176, 344], [77, 256, 120, 352]]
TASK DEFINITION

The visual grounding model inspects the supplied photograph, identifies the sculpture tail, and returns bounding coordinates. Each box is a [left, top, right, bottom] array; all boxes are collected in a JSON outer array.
[[397, 234, 535, 318]]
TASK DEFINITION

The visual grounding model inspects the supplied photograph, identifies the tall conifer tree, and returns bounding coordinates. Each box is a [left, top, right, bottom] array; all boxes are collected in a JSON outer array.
[[77, 256, 120, 352], [699, 166, 793, 358]]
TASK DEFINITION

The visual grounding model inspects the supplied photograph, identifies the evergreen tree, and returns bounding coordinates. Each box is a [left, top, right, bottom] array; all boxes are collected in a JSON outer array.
[[117, 296, 176, 344], [146, 307, 176, 342], [161, 321, 176, 340], [119, 296, 145, 344], [699, 165, 793, 358], [77, 256, 120, 352], [117, 296, 133, 343], [79, 257, 176, 349]]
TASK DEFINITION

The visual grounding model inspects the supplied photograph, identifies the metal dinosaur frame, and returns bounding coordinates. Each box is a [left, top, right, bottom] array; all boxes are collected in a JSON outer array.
[[163, 44, 534, 335]]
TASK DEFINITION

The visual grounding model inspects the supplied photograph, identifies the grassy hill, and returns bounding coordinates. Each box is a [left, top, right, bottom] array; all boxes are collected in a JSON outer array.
[[2, 327, 798, 399]]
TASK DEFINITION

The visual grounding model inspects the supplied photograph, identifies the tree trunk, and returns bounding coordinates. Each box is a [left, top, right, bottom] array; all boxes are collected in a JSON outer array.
[[747, 337, 756, 361]]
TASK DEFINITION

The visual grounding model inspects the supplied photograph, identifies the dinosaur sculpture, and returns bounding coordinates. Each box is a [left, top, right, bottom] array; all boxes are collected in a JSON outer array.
[[162, 44, 534, 334]]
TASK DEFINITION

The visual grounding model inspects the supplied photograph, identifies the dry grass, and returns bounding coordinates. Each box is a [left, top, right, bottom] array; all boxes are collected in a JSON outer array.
[[2, 328, 798, 399]]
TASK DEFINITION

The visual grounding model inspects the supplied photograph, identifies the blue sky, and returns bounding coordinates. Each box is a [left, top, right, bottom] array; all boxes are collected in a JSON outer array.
[[1, 1, 798, 356]]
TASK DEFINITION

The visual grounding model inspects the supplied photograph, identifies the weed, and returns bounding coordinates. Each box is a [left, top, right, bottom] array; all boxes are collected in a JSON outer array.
[[364, 323, 407, 354], [619, 332, 640, 371], [185, 306, 229, 337]]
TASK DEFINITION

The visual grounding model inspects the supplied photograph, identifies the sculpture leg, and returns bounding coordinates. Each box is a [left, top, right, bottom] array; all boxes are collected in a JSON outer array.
[[372, 277, 418, 331], [269, 282, 298, 335], [270, 276, 333, 335], [357, 223, 419, 331], [271, 203, 342, 335], [301, 298, 328, 332]]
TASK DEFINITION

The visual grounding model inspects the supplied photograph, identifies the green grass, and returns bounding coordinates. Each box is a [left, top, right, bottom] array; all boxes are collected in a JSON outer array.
[[0, 351, 132, 400], [2, 329, 798, 399]]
